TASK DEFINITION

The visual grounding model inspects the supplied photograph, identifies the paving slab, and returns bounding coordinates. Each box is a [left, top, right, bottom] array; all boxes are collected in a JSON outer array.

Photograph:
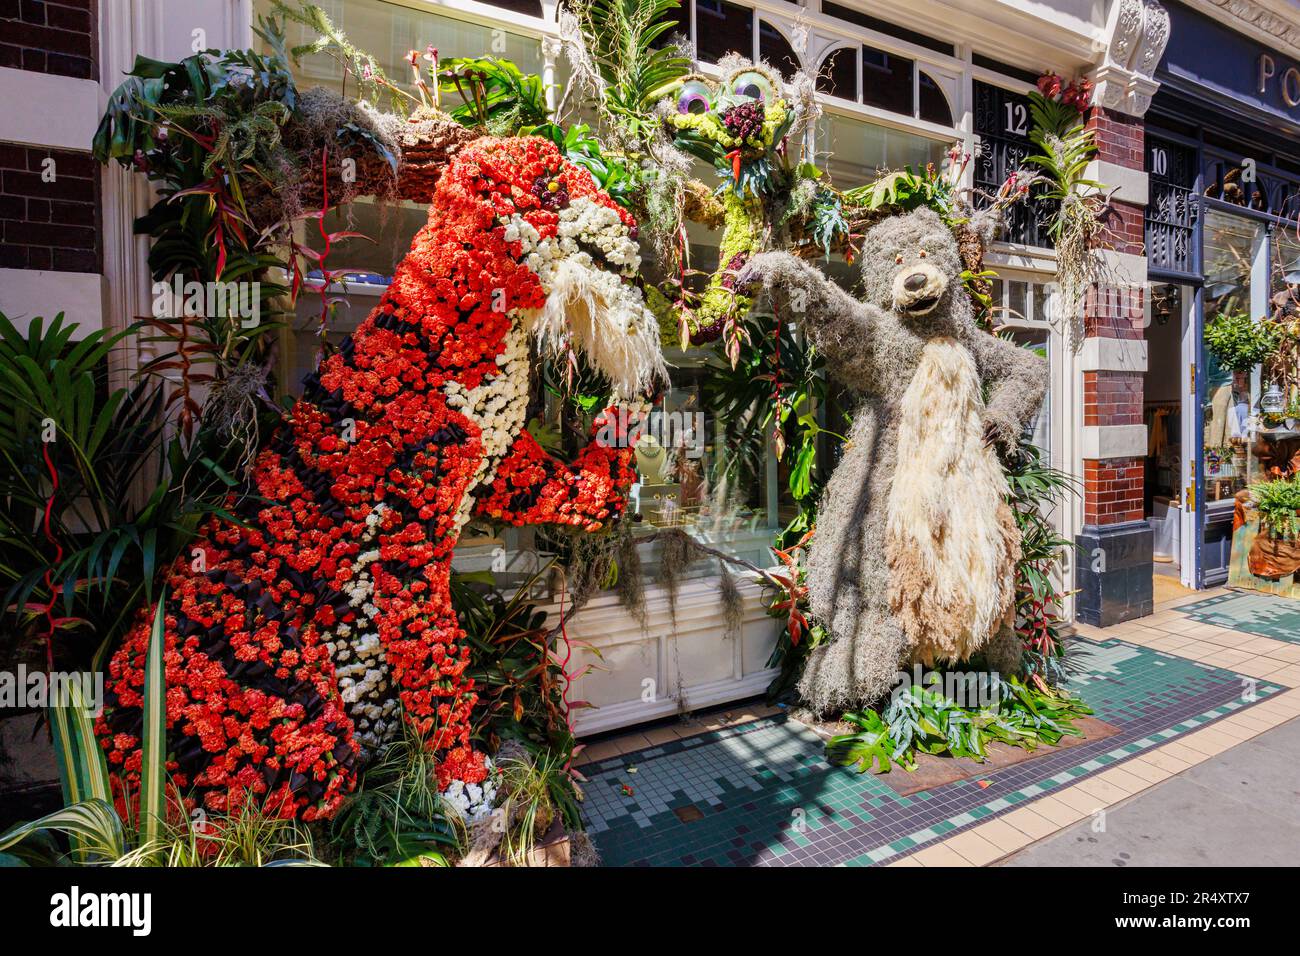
[[1002, 717, 1300, 867]]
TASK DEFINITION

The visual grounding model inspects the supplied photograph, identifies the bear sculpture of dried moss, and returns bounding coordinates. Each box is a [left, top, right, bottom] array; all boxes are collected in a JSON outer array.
[[742, 207, 1047, 716]]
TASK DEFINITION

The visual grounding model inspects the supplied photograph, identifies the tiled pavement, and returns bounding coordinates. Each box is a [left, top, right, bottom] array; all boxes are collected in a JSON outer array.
[[575, 587, 1300, 867], [1173, 591, 1300, 645]]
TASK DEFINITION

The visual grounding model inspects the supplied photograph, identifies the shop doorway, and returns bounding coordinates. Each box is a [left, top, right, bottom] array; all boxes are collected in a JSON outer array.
[[1145, 283, 1197, 597]]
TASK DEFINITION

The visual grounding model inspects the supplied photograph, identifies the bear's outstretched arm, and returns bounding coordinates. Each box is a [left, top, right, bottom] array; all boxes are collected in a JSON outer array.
[[969, 330, 1049, 450], [739, 252, 885, 385], [739, 252, 870, 332], [473, 407, 637, 532]]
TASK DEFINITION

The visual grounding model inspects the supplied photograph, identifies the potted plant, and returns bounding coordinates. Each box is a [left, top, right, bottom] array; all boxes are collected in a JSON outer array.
[[1247, 475, 1300, 579], [1205, 305, 1281, 374], [1252, 476, 1300, 540]]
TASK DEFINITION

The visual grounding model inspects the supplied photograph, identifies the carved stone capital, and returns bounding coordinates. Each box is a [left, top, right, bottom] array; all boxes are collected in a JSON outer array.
[[1091, 0, 1170, 117]]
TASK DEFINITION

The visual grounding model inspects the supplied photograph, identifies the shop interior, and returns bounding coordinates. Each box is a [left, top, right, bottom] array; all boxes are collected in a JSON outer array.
[[1144, 283, 1188, 599]]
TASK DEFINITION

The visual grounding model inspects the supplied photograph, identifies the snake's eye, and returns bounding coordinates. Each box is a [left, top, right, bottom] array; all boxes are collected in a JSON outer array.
[[918, 248, 927, 258], [731, 70, 772, 102], [677, 80, 713, 114], [894, 253, 904, 265]]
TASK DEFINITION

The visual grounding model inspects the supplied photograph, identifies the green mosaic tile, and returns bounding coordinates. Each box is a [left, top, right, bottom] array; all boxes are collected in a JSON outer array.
[[1176, 592, 1300, 643], [582, 638, 1281, 867]]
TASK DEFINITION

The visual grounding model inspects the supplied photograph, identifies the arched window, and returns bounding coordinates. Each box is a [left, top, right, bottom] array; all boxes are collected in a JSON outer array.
[[861, 45, 912, 115], [758, 20, 800, 79], [816, 46, 856, 100], [480, 0, 543, 15], [919, 70, 952, 126], [695, 0, 753, 64]]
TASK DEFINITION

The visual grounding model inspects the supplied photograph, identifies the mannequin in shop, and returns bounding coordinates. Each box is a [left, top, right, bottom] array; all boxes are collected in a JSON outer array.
[[635, 433, 680, 526], [1206, 369, 1252, 450], [634, 432, 671, 483]]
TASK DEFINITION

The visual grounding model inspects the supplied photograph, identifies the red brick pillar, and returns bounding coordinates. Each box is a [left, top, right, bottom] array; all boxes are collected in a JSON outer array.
[[1074, 106, 1154, 626], [0, 1, 104, 283]]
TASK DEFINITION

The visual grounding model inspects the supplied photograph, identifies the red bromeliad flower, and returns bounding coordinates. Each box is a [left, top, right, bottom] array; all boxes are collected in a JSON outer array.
[[96, 137, 645, 819]]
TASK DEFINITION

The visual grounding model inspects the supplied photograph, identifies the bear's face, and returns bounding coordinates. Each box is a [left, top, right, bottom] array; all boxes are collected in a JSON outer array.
[[857, 207, 965, 329]]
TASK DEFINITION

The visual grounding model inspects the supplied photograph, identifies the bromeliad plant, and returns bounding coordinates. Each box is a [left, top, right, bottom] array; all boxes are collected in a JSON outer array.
[[826, 674, 1092, 773], [1023, 74, 1107, 347], [93, 8, 398, 448], [0, 313, 239, 677], [558, 0, 693, 241], [1003, 434, 1078, 680]]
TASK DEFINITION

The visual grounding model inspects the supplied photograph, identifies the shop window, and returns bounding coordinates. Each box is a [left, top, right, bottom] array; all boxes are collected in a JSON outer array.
[[1267, 226, 1300, 437], [1200, 209, 1264, 512], [972, 80, 1055, 248], [758, 20, 800, 79], [861, 45, 913, 115], [918, 70, 951, 126], [816, 46, 857, 101], [815, 112, 948, 190], [1202, 155, 1254, 210], [694, 0, 753, 65], [1145, 135, 1198, 277], [258, 0, 546, 405], [991, 278, 1053, 460], [261, 0, 544, 90]]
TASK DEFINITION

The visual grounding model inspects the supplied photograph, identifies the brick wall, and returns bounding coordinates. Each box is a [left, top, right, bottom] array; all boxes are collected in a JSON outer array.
[[1087, 106, 1143, 170], [0, 0, 101, 275], [1081, 101, 1147, 528], [0, 0, 97, 80], [1083, 282, 1145, 340], [0, 144, 101, 272], [1083, 371, 1143, 427], [1102, 199, 1145, 257], [1082, 457, 1144, 525]]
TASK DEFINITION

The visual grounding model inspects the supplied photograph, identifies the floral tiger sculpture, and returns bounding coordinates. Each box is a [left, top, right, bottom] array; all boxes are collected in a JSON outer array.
[[96, 135, 665, 821]]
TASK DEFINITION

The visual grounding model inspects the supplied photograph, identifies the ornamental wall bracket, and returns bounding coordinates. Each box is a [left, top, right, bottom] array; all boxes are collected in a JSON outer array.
[[1090, 0, 1171, 117]]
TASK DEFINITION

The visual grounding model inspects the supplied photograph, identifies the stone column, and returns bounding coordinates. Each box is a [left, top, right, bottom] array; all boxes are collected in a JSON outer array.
[[1074, 0, 1169, 626]]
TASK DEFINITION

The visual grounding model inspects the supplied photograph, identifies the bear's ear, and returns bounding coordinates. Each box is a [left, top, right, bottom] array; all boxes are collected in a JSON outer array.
[[967, 206, 1003, 245]]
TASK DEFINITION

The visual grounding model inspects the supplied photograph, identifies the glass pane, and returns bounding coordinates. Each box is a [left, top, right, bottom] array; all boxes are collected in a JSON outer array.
[[1259, 223, 1300, 472], [1004, 280, 1028, 323], [815, 112, 947, 189], [479, 0, 543, 16], [1268, 226, 1300, 424], [861, 45, 913, 116], [1144, 284, 1186, 518], [260, 0, 544, 89], [649, 0, 691, 50], [816, 46, 857, 101], [1031, 283, 1052, 325], [918, 70, 952, 126], [1005, 326, 1050, 459], [1201, 209, 1263, 508], [695, 0, 753, 64], [990, 278, 1052, 463], [758, 20, 801, 80]]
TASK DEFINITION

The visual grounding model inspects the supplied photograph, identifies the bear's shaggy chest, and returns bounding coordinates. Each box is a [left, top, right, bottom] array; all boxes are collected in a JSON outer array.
[[884, 336, 1019, 664]]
